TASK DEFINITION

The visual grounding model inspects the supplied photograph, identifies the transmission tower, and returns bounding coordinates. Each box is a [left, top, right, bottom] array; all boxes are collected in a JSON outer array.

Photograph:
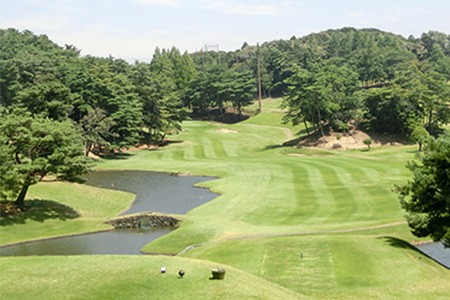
[[201, 44, 221, 69]]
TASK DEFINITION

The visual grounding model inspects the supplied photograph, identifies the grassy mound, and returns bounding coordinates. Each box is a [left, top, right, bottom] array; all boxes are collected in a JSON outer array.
[[0, 256, 304, 300], [0, 182, 133, 246], [183, 233, 450, 299]]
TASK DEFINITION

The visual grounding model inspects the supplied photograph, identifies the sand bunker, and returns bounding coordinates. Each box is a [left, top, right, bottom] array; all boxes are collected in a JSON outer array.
[[216, 128, 239, 133], [288, 153, 306, 157]]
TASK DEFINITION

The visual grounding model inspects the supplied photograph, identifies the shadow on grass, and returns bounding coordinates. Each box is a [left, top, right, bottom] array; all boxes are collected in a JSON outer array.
[[0, 200, 80, 226], [99, 152, 134, 160], [263, 136, 306, 151], [406, 149, 420, 154], [379, 236, 420, 252], [295, 128, 309, 136]]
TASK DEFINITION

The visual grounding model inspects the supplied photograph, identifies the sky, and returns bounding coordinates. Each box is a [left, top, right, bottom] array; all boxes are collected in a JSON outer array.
[[1, 0, 449, 62]]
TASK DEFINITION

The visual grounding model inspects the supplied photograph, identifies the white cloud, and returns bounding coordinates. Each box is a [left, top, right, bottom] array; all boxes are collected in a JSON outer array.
[[133, 0, 181, 6], [207, 1, 279, 15], [0, 14, 72, 34]]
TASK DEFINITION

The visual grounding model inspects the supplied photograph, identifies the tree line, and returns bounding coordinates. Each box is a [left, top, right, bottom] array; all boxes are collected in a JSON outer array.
[[0, 29, 199, 208], [189, 28, 449, 137]]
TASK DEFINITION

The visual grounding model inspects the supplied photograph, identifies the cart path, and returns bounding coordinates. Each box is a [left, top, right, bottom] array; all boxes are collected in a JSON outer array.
[[177, 220, 407, 255], [225, 220, 408, 241]]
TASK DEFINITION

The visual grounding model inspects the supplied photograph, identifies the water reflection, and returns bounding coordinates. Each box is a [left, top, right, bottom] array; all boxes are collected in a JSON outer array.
[[84, 170, 218, 215], [0, 228, 172, 256], [0, 170, 218, 256]]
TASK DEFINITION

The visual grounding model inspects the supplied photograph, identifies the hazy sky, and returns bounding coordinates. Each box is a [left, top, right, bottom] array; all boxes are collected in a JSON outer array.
[[1, 0, 449, 61]]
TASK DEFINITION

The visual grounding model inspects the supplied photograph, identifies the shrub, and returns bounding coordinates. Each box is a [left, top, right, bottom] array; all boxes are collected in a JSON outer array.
[[363, 138, 372, 150]]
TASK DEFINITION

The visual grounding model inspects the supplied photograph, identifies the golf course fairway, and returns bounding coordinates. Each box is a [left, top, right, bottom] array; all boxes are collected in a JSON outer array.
[[1, 98, 449, 299]]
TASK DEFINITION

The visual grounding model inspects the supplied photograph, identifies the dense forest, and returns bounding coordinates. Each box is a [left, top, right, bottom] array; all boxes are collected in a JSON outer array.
[[191, 28, 450, 136], [1, 27, 449, 147], [1, 27, 449, 206]]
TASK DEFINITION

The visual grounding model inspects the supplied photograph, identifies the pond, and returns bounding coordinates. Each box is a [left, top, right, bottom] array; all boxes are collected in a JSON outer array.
[[416, 242, 450, 269], [0, 170, 218, 256]]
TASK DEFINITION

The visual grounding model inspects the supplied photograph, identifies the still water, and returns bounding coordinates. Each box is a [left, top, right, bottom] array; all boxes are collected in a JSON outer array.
[[0, 170, 218, 256], [416, 242, 450, 269], [83, 170, 218, 215]]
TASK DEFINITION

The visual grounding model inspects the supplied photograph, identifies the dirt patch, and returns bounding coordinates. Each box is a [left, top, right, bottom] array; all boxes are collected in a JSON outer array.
[[126, 144, 158, 151], [297, 129, 404, 150], [216, 128, 239, 133], [0, 201, 22, 218]]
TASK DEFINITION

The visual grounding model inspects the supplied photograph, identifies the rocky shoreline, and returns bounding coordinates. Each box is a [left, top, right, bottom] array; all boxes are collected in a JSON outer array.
[[105, 213, 179, 229]]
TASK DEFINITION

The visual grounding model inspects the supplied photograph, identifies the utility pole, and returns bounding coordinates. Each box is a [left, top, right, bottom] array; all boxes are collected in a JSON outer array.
[[257, 55, 262, 113], [201, 47, 205, 72], [202, 44, 220, 65], [257, 43, 262, 113]]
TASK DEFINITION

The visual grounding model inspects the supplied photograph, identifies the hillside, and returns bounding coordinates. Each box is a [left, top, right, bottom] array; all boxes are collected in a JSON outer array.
[[1, 29, 449, 300]]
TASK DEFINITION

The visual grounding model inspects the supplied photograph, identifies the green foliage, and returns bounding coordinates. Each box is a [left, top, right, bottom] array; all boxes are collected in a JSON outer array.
[[0, 29, 199, 151], [410, 126, 430, 151], [363, 138, 372, 150], [12, 74, 77, 120], [184, 64, 256, 120], [0, 107, 92, 208], [133, 48, 192, 146], [78, 108, 116, 156], [283, 63, 360, 135], [397, 131, 450, 247]]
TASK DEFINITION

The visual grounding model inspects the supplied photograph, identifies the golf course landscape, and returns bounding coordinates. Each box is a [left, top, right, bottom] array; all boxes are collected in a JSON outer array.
[[1, 98, 449, 299]]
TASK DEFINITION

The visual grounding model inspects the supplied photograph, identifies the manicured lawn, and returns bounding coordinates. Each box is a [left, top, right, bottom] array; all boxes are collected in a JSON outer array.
[[183, 234, 450, 299], [0, 256, 304, 300], [0, 182, 134, 246], [1, 97, 449, 299]]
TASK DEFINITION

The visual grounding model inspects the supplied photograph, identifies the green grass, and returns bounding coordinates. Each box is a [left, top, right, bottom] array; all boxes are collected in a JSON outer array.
[[1, 98, 449, 299], [0, 256, 304, 300], [0, 182, 134, 246], [183, 235, 450, 299]]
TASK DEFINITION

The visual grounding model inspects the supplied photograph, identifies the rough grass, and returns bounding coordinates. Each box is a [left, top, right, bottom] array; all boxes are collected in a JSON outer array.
[[1, 98, 449, 299]]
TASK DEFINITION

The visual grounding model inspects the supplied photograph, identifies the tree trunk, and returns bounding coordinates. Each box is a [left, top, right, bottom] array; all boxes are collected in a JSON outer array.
[[310, 109, 317, 132], [15, 180, 31, 210], [219, 106, 224, 121], [303, 119, 310, 136], [159, 132, 166, 146], [84, 142, 92, 157], [317, 107, 324, 137]]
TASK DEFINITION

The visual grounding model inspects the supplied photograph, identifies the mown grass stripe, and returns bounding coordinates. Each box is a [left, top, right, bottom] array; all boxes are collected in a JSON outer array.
[[201, 136, 217, 159]]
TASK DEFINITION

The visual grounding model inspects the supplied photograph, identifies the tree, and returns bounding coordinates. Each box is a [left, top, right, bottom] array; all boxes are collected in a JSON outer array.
[[12, 74, 77, 121], [0, 108, 92, 209], [79, 108, 116, 156], [419, 71, 450, 135], [215, 68, 256, 119], [363, 138, 372, 150], [410, 126, 429, 151], [363, 85, 421, 135], [396, 131, 450, 247], [283, 63, 359, 136]]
